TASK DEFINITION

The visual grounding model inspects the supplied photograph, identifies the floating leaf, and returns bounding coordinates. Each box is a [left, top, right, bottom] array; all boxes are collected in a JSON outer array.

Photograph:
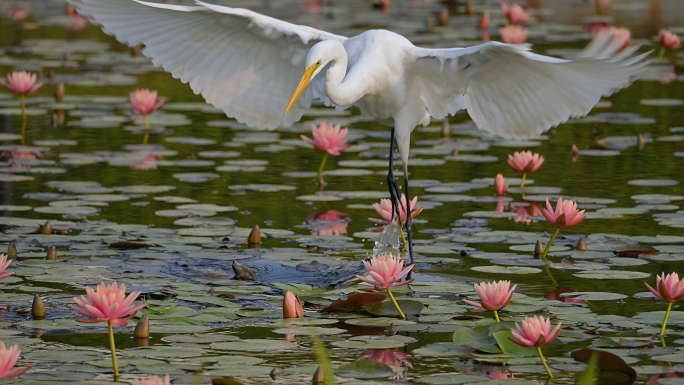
[[571, 348, 636, 376], [363, 299, 423, 317], [336, 359, 396, 379]]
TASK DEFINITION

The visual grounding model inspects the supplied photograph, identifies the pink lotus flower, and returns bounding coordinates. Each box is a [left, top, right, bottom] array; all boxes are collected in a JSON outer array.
[[501, 3, 529, 24], [646, 273, 684, 302], [499, 25, 528, 44], [541, 198, 586, 228], [0, 342, 30, 379], [646, 273, 684, 338], [494, 174, 508, 196], [71, 282, 146, 326], [478, 11, 490, 30], [1, 71, 42, 95], [283, 291, 304, 318], [369, 195, 423, 227], [356, 253, 414, 291], [510, 315, 561, 347], [301, 122, 351, 156], [659, 29, 681, 51], [0, 254, 14, 279], [464, 280, 517, 312], [129, 89, 165, 116], [133, 375, 170, 385], [507, 151, 544, 173]]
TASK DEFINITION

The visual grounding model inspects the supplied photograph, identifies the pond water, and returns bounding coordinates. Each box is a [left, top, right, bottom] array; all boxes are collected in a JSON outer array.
[[1, 0, 684, 384]]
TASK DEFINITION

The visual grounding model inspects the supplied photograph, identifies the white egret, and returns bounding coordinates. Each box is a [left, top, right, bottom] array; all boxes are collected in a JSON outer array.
[[70, 0, 647, 268]]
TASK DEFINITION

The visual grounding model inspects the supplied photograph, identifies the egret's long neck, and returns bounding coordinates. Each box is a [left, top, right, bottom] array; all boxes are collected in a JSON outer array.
[[324, 45, 364, 106]]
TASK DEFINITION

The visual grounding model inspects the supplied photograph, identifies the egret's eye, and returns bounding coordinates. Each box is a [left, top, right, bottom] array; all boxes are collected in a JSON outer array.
[[316, 60, 321, 65]]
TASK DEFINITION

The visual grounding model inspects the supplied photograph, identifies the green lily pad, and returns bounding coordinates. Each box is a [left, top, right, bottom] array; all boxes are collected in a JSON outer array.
[[336, 359, 395, 379]]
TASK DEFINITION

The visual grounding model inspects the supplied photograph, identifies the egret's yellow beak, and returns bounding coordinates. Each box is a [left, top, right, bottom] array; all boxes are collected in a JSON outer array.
[[284, 63, 318, 116]]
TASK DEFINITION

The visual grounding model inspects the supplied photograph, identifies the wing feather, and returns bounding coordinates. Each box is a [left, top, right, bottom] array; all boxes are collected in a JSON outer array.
[[409, 42, 648, 139], [68, 0, 347, 129]]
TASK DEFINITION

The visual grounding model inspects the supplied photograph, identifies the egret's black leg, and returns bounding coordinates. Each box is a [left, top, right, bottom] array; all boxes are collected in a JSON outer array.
[[387, 127, 402, 222], [403, 170, 414, 279]]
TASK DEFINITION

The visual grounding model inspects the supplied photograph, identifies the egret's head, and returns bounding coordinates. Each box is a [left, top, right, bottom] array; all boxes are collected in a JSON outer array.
[[284, 45, 329, 116]]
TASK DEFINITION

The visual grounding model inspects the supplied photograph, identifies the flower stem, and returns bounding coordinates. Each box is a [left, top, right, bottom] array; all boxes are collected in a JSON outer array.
[[659, 47, 665, 59], [386, 287, 406, 319], [108, 321, 119, 380], [143, 133, 149, 145], [142, 114, 149, 129], [316, 153, 328, 180], [520, 172, 527, 189], [537, 345, 553, 378], [493, 309, 500, 323], [20, 94, 26, 145], [661, 301, 673, 338], [540, 227, 560, 260], [398, 220, 408, 248], [311, 335, 337, 385]]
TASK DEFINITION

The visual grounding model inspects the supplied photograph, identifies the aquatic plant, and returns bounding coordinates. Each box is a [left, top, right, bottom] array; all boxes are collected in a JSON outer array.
[[506, 150, 543, 188], [463, 280, 517, 322], [501, 3, 529, 24], [0, 254, 14, 279], [494, 174, 508, 196], [645, 272, 684, 337], [130, 89, 165, 144], [71, 282, 146, 379], [356, 253, 413, 319], [0, 342, 30, 379], [1, 71, 42, 144], [510, 315, 561, 378], [540, 197, 587, 259], [283, 291, 304, 318], [659, 29, 681, 58], [300, 122, 351, 182]]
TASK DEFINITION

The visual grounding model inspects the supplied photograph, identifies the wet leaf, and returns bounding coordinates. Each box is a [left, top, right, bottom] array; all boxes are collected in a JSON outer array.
[[571, 348, 636, 376], [336, 359, 395, 379]]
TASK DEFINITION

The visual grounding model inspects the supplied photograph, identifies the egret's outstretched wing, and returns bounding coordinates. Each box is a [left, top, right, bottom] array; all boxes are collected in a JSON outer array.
[[69, 0, 347, 129], [408, 42, 648, 139]]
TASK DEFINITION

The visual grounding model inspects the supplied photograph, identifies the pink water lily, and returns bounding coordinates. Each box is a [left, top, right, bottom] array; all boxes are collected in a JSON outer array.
[[646, 272, 684, 302], [499, 25, 528, 44], [301, 122, 351, 181], [357, 253, 414, 291], [0, 254, 15, 279], [464, 280, 516, 322], [0, 342, 30, 380], [541, 198, 586, 228], [645, 272, 684, 337], [301, 122, 351, 156], [72, 282, 146, 326], [507, 151, 544, 174], [501, 3, 529, 24], [659, 29, 681, 51], [1, 71, 42, 95], [510, 315, 561, 378], [130, 89, 164, 116], [369, 195, 423, 227], [510, 315, 561, 347], [494, 174, 508, 196], [283, 291, 304, 318], [357, 253, 414, 319]]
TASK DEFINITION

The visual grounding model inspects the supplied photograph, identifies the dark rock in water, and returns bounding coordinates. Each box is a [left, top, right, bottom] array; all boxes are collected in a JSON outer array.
[[233, 260, 255, 280]]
